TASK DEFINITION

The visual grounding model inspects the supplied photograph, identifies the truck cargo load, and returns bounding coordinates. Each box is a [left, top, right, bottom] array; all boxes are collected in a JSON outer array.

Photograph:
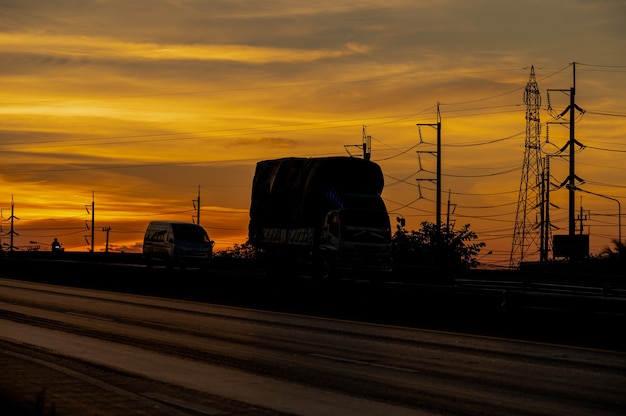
[[248, 157, 392, 276]]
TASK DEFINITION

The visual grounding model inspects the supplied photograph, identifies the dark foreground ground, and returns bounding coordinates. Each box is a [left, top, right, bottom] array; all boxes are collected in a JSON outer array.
[[2, 251, 625, 350], [1, 252, 625, 415]]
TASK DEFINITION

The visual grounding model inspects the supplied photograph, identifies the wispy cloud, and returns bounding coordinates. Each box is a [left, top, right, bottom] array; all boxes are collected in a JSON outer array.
[[0, 33, 369, 64]]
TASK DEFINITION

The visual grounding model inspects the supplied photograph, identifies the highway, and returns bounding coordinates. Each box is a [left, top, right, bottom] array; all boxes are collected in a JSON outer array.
[[1, 277, 625, 416]]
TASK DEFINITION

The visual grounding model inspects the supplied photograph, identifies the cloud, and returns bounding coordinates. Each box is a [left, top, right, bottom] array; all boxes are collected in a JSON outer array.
[[231, 137, 296, 148], [0, 33, 368, 64]]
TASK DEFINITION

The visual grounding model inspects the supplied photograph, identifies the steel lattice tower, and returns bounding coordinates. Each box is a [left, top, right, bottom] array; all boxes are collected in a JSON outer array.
[[510, 66, 543, 268]]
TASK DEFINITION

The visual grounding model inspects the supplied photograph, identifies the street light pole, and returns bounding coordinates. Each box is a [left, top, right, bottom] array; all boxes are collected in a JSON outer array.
[[566, 184, 622, 244]]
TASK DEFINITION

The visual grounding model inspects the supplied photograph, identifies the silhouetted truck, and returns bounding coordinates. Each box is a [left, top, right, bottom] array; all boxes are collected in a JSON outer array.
[[248, 157, 392, 276]]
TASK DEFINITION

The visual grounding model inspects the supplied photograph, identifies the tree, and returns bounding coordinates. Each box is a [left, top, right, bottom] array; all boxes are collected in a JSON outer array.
[[596, 239, 626, 275], [601, 239, 625, 259], [392, 221, 486, 269], [214, 241, 256, 259]]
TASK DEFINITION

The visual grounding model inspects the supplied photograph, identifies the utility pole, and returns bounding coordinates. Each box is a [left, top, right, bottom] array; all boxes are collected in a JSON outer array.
[[416, 103, 442, 230], [7, 196, 19, 252], [568, 63, 577, 243], [102, 226, 111, 253], [567, 184, 622, 245], [85, 192, 95, 252], [540, 158, 547, 262], [343, 125, 372, 160], [92, 192, 95, 252], [579, 200, 584, 234], [192, 186, 201, 225], [547, 62, 585, 259], [436, 105, 441, 232], [446, 189, 456, 230], [540, 156, 557, 262], [362, 125, 371, 161]]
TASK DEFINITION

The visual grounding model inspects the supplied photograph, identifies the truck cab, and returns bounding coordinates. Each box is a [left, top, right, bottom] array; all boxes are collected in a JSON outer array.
[[320, 208, 393, 276]]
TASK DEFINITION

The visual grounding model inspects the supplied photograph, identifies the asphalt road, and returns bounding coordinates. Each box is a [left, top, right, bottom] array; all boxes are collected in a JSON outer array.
[[2, 254, 625, 350], [1, 277, 625, 416]]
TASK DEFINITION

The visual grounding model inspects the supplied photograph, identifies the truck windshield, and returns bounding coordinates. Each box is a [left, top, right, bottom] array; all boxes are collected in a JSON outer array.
[[172, 225, 210, 243], [340, 210, 391, 243]]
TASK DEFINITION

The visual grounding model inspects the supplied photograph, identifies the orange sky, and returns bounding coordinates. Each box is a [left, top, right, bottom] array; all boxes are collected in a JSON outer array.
[[1, 0, 626, 268]]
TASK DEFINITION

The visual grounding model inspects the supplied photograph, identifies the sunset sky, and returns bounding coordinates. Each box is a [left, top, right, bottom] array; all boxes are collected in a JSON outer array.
[[1, 0, 625, 268]]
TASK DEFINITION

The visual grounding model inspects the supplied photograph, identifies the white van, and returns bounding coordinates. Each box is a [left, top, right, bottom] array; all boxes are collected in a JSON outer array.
[[143, 221, 213, 269]]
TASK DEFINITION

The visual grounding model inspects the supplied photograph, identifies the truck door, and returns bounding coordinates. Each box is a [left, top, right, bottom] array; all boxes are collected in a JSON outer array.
[[326, 212, 340, 247]]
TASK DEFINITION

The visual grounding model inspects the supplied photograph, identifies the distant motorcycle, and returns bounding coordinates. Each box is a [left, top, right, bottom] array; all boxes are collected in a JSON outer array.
[[52, 238, 64, 253]]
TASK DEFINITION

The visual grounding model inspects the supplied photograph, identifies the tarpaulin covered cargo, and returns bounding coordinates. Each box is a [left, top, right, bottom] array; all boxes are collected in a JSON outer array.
[[249, 157, 386, 244]]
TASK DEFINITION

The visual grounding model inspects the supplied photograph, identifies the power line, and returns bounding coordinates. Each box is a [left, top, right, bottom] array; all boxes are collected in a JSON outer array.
[[0, 158, 258, 175], [585, 145, 626, 153], [418, 131, 525, 148], [419, 183, 520, 197], [586, 110, 626, 118], [584, 180, 626, 190], [419, 166, 521, 178], [577, 62, 626, 70]]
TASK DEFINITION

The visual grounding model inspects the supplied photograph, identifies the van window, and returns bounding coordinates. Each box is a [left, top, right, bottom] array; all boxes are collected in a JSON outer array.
[[146, 229, 167, 242], [171, 224, 210, 243]]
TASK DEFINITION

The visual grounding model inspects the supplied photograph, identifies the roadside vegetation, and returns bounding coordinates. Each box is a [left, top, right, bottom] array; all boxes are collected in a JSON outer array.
[[213, 221, 488, 271], [391, 221, 486, 270]]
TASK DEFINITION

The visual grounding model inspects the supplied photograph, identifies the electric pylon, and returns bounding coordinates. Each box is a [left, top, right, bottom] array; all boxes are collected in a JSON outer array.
[[510, 66, 543, 268]]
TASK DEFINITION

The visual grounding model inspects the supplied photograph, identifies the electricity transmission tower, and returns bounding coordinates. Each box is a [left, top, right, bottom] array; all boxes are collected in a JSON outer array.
[[510, 66, 543, 268]]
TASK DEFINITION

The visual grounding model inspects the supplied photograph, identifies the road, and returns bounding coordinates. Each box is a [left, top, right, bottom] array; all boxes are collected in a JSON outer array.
[[0, 277, 625, 416]]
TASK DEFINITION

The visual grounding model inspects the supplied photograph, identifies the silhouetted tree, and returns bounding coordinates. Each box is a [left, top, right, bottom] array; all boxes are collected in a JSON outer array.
[[392, 221, 486, 269], [595, 239, 626, 275], [601, 239, 625, 259], [214, 241, 257, 259]]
